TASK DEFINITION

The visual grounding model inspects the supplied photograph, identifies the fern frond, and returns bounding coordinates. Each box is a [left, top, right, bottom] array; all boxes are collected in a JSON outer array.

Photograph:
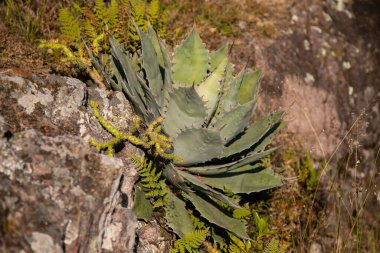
[[191, 214, 207, 230], [94, 0, 107, 26], [227, 232, 250, 252], [171, 229, 209, 253], [129, 0, 146, 19], [83, 18, 97, 41], [147, 0, 159, 21], [262, 238, 286, 253], [59, 8, 82, 46], [107, 0, 119, 31], [131, 155, 168, 209], [131, 154, 143, 166], [72, 2, 83, 15]]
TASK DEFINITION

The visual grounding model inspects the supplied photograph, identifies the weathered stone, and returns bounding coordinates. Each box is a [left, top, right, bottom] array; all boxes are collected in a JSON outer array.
[[0, 74, 146, 253]]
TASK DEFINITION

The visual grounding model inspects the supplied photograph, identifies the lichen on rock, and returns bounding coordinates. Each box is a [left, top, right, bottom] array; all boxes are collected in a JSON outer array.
[[0, 74, 146, 252]]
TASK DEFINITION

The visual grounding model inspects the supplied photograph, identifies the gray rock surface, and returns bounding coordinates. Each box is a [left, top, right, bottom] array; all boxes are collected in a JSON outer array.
[[0, 75, 159, 252]]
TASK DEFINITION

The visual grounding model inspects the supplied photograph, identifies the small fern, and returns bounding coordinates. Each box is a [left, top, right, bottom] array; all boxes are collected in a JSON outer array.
[[227, 232, 252, 253], [131, 155, 168, 209], [171, 229, 209, 253], [39, 0, 166, 87], [58, 8, 82, 46], [148, 0, 159, 21], [191, 213, 207, 230], [107, 0, 119, 30], [94, 0, 107, 26], [262, 238, 287, 253]]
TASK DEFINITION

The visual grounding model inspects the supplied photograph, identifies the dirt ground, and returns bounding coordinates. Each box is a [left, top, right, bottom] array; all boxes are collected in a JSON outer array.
[[162, 1, 380, 251], [1, 0, 379, 252]]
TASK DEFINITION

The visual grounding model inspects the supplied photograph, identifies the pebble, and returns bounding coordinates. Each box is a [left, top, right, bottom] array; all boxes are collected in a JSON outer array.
[[304, 40, 311, 51], [342, 61, 351, 70], [305, 73, 315, 84], [310, 242, 323, 253]]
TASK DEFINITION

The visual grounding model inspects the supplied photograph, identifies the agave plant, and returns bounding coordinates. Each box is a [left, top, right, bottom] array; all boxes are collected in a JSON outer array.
[[89, 24, 284, 240]]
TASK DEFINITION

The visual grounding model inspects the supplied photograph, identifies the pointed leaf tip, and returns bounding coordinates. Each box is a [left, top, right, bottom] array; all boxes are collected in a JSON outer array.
[[172, 28, 208, 86]]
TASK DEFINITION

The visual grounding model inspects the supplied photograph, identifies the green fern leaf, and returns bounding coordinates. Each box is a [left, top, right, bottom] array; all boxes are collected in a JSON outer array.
[[107, 0, 119, 31], [148, 0, 159, 21], [191, 214, 207, 230], [262, 238, 282, 253], [83, 18, 97, 41], [171, 229, 209, 253], [130, 0, 146, 19], [228, 232, 248, 252], [131, 155, 167, 209], [94, 0, 107, 26], [59, 8, 82, 46]]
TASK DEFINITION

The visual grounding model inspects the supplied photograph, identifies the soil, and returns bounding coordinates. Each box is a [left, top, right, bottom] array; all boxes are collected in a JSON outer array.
[[162, 1, 380, 250], [1, 0, 379, 252]]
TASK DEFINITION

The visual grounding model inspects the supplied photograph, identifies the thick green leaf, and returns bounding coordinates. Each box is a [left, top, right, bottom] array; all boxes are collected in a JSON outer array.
[[135, 72, 161, 119], [237, 70, 261, 104], [184, 162, 236, 176], [130, 52, 141, 73], [110, 56, 133, 94], [110, 37, 156, 121], [210, 45, 229, 70], [136, 26, 164, 107], [132, 185, 153, 221], [195, 58, 228, 123], [178, 170, 240, 209], [147, 24, 173, 109], [109, 53, 148, 119], [212, 101, 254, 143], [228, 148, 277, 170], [163, 87, 207, 137], [163, 163, 191, 192], [110, 37, 145, 104], [147, 23, 165, 67], [254, 121, 286, 153], [200, 167, 283, 194], [165, 190, 195, 238], [86, 45, 112, 90], [222, 112, 284, 157], [173, 128, 224, 165], [210, 62, 235, 125], [184, 148, 277, 176], [221, 70, 244, 112], [186, 191, 249, 239], [109, 57, 124, 91], [172, 28, 208, 86], [224, 63, 234, 89]]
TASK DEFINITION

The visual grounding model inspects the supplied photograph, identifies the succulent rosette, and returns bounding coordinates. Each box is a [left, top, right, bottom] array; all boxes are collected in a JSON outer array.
[[90, 24, 284, 239]]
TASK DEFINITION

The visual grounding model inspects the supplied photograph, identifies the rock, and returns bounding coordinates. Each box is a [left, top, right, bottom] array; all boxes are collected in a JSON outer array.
[[29, 232, 63, 253], [309, 241, 323, 253], [0, 74, 151, 252], [280, 76, 341, 158]]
